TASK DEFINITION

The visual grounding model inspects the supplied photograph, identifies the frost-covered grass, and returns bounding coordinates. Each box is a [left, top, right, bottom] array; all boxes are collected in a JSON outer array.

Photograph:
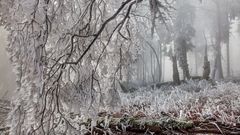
[[48, 80, 240, 134], [120, 80, 240, 125]]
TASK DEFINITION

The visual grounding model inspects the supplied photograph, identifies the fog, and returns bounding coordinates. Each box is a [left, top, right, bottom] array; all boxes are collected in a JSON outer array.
[[130, 0, 240, 85], [0, 27, 16, 98], [1, 0, 240, 96], [227, 20, 240, 75]]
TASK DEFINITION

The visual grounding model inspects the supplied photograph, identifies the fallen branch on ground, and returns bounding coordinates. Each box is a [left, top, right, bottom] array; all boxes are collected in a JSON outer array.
[[80, 115, 240, 135]]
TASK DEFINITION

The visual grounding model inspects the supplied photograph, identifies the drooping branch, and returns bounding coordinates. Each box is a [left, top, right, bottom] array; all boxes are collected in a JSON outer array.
[[66, 0, 136, 65], [2, 0, 175, 134]]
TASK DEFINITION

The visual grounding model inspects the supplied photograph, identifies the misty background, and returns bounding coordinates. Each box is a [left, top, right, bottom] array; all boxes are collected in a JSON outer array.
[[1, 0, 240, 97], [0, 27, 16, 98], [131, 0, 240, 85]]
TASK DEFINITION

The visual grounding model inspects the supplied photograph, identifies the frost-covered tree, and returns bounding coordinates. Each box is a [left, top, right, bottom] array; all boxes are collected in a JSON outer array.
[[220, 0, 240, 77], [201, 0, 240, 79], [0, 0, 173, 134], [174, 0, 196, 80]]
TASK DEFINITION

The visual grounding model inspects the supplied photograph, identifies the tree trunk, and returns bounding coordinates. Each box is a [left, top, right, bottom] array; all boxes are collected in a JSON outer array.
[[226, 28, 230, 77], [182, 47, 191, 80], [214, 0, 224, 80], [203, 33, 210, 80], [203, 45, 210, 80], [172, 55, 180, 85], [225, 0, 231, 77], [195, 51, 198, 76], [215, 45, 224, 80], [162, 52, 165, 82], [142, 54, 146, 85], [150, 51, 155, 83], [159, 43, 162, 82]]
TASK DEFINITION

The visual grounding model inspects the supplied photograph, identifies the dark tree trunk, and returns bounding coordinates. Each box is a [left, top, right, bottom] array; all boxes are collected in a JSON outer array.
[[215, 44, 224, 80], [202, 45, 210, 80], [214, 0, 224, 80], [203, 33, 210, 80], [172, 55, 180, 85], [181, 47, 191, 80], [224, 0, 231, 77]]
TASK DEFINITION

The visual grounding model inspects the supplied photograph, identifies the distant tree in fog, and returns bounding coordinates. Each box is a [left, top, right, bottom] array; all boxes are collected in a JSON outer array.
[[206, 0, 240, 79], [174, 0, 196, 80]]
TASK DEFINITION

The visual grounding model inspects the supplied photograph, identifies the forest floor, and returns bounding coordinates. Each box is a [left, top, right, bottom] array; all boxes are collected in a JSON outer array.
[[65, 79, 240, 134], [112, 79, 240, 134], [1, 79, 240, 134]]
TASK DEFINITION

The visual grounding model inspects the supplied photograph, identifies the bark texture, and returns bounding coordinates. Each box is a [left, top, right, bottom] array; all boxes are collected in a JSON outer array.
[[172, 56, 181, 85]]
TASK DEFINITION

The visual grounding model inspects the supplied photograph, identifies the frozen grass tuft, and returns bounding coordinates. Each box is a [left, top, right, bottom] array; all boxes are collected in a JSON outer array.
[[120, 80, 240, 125]]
